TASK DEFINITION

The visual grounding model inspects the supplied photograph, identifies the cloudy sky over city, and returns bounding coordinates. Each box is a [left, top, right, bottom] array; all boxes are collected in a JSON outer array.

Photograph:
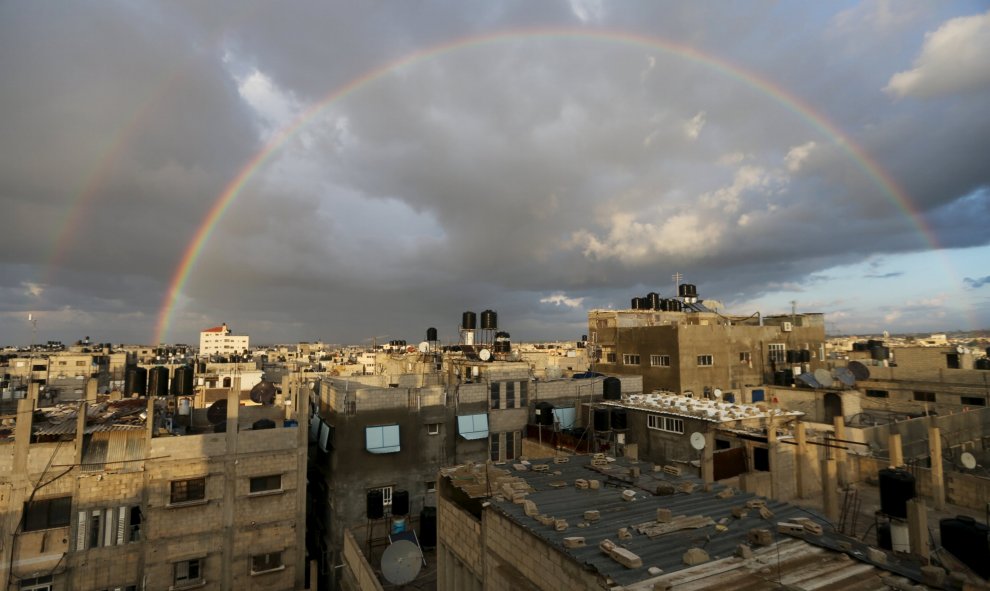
[[2, 1, 989, 345]]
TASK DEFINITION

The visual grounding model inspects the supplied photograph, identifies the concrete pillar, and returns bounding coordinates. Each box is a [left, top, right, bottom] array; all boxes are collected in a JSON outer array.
[[13, 397, 33, 473], [702, 431, 714, 489], [76, 401, 89, 465], [821, 459, 840, 524], [221, 385, 240, 591], [85, 377, 98, 403], [767, 416, 778, 500], [795, 422, 809, 498], [928, 427, 945, 510], [145, 397, 155, 440], [833, 416, 849, 487], [889, 433, 904, 468], [907, 498, 929, 562]]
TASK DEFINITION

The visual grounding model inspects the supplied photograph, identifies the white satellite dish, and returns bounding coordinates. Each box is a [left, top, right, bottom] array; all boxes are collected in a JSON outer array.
[[418, 341, 430, 353], [478, 348, 492, 362], [712, 388, 722, 399], [381, 539, 422, 585], [690, 432, 706, 451], [961, 452, 977, 470]]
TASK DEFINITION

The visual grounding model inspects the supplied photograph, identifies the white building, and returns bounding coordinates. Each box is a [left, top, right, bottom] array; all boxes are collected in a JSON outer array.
[[198, 323, 250, 357]]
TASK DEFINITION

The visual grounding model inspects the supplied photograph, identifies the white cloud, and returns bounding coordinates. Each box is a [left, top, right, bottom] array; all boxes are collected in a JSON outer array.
[[572, 211, 721, 264], [683, 111, 706, 140], [568, 0, 604, 24], [236, 68, 300, 136], [24, 282, 44, 298], [886, 10, 990, 98], [831, 0, 922, 36], [540, 293, 585, 308], [699, 165, 775, 213], [784, 141, 816, 172], [640, 55, 656, 83]]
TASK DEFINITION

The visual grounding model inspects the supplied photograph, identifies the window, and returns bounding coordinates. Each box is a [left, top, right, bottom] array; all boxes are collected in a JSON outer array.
[[249, 474, 282, 494], [865, 389, 889, 398], [769, 343, 786, 364], [622, 354, 641, 365], [489, 433, 500, 462], [650, 355, 670, 367], [18, 576, 53, 591], [961, 397, 986, 407], [170, 478, 206, 505], [490, 383, 500, 409], [23, 496, 72, 531], [647, 415, 683, 434], [75, 505, 141, 550], [506, 382, 515, 408], [739, 352, 751, 364], [697, 355, 713, 367], [426, 423, 440, 435], [425, 481, 436, 493], [173, 558, 203, 587], [457, 414, 489, 440], [505, 431, 516, 461], [913, 391, 936, 402], [519, 381, 528, 407], [251, 551, 283, 574], [365, 424, 400, 454]]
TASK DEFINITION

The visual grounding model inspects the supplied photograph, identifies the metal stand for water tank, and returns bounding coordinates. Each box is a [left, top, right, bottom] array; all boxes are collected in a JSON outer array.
[[365, 515, 391, 557]]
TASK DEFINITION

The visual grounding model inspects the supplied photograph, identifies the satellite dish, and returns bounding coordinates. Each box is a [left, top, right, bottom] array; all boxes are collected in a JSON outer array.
[[509, 349, 522, 361], [418, 341, 430, 353], [814, 369, 833, 388], [795, 373, 821, 389], [832, 367, 855, 387], [478, 348, 492, 362], [848, 361, 871, 381], [250, 381, 276, 405], [206, 399, 227, 424], [381, 540, 422, 585], [690, 432, 706, 451], [961, 452, 977, 470], [712, 388, 722, 399]]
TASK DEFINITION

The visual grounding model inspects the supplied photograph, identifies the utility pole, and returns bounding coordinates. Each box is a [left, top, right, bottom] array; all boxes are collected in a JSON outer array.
[[672, 272, 682, 296]]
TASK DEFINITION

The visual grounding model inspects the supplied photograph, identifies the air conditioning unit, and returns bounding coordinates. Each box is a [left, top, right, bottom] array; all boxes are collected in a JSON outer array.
[[782, 322, 793, 332]]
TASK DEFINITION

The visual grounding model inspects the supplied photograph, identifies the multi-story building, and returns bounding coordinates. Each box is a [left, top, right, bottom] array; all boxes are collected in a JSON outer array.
[[199, 323, 250, 357], [588, 286, 826, 397], [0, 384, 308, 591]]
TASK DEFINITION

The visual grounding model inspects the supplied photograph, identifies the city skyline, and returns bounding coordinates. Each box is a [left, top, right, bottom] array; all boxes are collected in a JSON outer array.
[[2, 2, 989, 345]]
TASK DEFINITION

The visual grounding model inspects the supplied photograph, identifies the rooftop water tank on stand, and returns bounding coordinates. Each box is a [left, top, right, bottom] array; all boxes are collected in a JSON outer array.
[[172, 365, 194, 397], [878, 468, 916, 519], [124, 366, 148, 397], [610, 408, 627, 430], [367, 489, 385, 519], [593, 408, 610, 432], [603, 376, 622, 400], [647, 292, 661, 310], [535, 401, 555, 426], [419, 507, 437, 548], [940, 516, 990, 578], [462, 311, 476, 330], [480, 309, 498, 330], [148, 366, 169, 397], [392, 490, 409, 516]]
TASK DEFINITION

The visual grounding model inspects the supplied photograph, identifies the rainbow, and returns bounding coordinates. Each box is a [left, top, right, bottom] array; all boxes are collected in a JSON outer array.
[[154, 27, 943, 344]]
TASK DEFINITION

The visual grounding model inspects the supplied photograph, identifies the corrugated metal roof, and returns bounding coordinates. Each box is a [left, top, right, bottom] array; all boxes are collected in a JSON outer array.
[[481, 456, 928, 589]]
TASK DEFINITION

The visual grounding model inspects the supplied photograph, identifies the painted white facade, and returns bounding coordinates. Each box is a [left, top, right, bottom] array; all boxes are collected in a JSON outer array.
[[199, 323, 250, 356]]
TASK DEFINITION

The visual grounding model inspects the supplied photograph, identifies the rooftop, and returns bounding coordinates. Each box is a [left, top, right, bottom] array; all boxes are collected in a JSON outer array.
[[603, 392, 803, 424]]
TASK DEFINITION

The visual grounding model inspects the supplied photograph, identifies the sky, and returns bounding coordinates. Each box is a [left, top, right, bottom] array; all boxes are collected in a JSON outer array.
[[1, 1, 989, 346]]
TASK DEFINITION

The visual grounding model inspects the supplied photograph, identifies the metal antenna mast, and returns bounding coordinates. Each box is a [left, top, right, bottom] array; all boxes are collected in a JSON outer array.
[[672, 272, 682, 296]]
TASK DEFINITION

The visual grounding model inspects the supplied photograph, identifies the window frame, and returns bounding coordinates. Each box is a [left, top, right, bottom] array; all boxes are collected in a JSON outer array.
[[250, 551, 284, 575], [913, 391, 936, 402], [23, 496, 72, 531], [368, 485, 393, 507], [365, 424, 401, 454], [768, 343, 786, 364], [739, 352, 751, 364], [647, 414, 684, 434], [697, 355, 714, 367], [173, 557, 204, 588], [865, 389, 889, 399], [169, 478, 206, 506], [650, 354, 670, 367], [622, 353, 641, 365], [426, 423, 440, 435], [249, 474, 282, 495]]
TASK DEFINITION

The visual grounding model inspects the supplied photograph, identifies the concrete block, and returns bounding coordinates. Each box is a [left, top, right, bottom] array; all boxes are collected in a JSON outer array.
[[716, 488, 734, 499], [647, 567, 663, 576], [575, 479, 589, 489], [652, 583, 672, 591], [537, 514, 555, 526], [759, 506, 774, 520], [629, 467, 640, 478], [589, 479, 601, 490], [865, 547, 887, 564], [745, 498, 766, 508], [920, 566, 945, 586], [554, 519, 568, 531], [611, 546, 643, 569], [776, 522, 805, 536], [656, 508, 672, 523], [663, 465, 682, 476], [622, 489, 636, 502], [554, 456, 569, 463], [584, 510, 600, 522], [678, 482, 696, 494], [736, 544, 753, 559], [682, 548, 710, 566], [618, 527, 632, 540], [524, 500, 539, 516], [513, 463, 528, 471], [563, 536, 586, 549], [532, 464, 550, 472], [748, 528, 772, 546]]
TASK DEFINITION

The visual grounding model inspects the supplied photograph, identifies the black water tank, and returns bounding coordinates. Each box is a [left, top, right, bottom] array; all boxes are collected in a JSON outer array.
[[877, 523, 892, 550], [172, 365, 194, 397], [668, 299, 683, 312], [197, 361, 207, 373], [462, 311, 476, 330], [480, 309, 498, 330], [647, 292, 661, 310], [631, 297, 640, 310], [593, 408, 610, 431], [426, 327, 438, 342], [610, 408, 627, 430], [871, 346, 889, 361], [420, 506, 437, 547], [603, 377, 621, 400], [786, 350, 799, 364], [148, 366, 169, 397], [392, 490, 409, 516], [252, 419, 276, 430], [977, 358, 990, 370], [367, 490, 384, 519], [678, 283, 697, 298], [801, 350, 812, 363], [940, 516, 990, 578], [124, 366, 148, 397], [878, 468, 916, 519], [535, 402, 554, 426], [213, 421, 227, 433]]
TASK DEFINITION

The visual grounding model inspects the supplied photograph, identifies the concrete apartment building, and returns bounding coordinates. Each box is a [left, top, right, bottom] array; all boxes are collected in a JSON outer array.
[[588, 287, 826, 398], [0, 384, 308, 591], [435, 454, 937, 590], [199, 323, 250, 357], [308, 346, 644, 590]]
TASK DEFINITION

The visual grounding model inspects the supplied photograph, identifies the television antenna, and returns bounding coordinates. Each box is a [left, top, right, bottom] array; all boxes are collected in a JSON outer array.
[[672, 272, 682, 295]]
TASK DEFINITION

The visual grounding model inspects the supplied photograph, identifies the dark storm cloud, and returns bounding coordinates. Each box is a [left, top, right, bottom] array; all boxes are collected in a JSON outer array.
[[2, 1, 989, 344], [965, 277, 990, 289]]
